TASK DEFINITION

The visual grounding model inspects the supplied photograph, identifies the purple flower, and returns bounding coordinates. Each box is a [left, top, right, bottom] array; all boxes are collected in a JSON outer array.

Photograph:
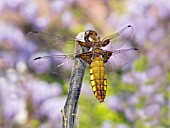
[[19, 1, 38, 21], [61, 11, 76, 28], [33, 16, 50, 31], [0, 77, 26, 122], [0, 0, 25, 11], [154, 0, 170, 19], [139, 85, 155, 95], [154, 94, 164, 105], [0, 22, 27, 50], [2, 99, 19, 120], [84, 23, 95, 30], [144, 104, 160, 117], [136, 109, 147, 120], [131, 72, 149, 83], [25, 79, 62, 106], [38, 97, 65, 122], [146, 65, 163, 79], [101, 121, 114, 128], [122, 73, 134, 84], [50, 0, 66, 15], [106, 96, 123, 111], [125, 108, 136, 122], [148, 28, 165, 42], [127, 95, 139, 105], [107, 13, 119, 28]]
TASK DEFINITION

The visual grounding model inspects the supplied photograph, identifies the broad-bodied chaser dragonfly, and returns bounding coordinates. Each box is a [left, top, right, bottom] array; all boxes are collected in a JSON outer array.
[[27, 25, 140, 103]]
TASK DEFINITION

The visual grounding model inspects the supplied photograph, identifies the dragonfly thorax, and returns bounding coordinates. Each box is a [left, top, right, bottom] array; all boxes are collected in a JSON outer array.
[[92, 48, 103, 54]]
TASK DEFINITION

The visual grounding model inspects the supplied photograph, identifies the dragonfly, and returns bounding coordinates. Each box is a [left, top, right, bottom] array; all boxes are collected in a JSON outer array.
[[27, 25, 140, 103]]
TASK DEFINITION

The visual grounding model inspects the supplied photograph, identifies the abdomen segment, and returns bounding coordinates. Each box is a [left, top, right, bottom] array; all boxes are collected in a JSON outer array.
[[90, 57, 107, 103]]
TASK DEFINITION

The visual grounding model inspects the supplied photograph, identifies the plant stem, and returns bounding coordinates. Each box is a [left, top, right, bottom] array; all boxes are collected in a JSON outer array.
[[62, 42, 88, 128]]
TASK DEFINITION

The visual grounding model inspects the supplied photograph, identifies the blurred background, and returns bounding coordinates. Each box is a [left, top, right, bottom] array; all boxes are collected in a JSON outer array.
[[0, 0, 169, 128]]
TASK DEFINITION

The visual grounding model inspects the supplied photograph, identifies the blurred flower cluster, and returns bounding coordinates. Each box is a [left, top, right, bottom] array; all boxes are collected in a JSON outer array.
[[0, 0, 169, 128], [105, 0, 170, 127], [0, 68, 64, 127]]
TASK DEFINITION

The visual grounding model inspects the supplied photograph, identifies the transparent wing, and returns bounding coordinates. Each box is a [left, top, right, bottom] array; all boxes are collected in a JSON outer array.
[[27, 31, 87, 75], [105, 48, 140, 71], [27, 31, 76, 53], [29, 53, 74, 75], [103, 25, 134, 50]]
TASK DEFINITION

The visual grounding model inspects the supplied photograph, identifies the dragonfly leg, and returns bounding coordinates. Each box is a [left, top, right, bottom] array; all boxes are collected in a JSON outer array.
[[102, 51, 113, 63], [76, 41, 92, 48], [75, 51, 93, 64], [101, 38, 110, 47]]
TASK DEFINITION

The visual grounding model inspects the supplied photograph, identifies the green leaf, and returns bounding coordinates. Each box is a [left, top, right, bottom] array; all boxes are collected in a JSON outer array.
[[133, 56, 149, 72]]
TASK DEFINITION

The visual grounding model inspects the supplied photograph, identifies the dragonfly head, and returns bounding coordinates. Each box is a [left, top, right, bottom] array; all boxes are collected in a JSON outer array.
[[84, 30, 100, 44]]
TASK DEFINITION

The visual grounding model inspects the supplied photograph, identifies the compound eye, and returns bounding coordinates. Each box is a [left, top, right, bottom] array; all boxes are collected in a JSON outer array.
[[93, 31, 97, 36], [85, 30, 96, 36], [85, 30, 91, 36], [85, 31, 89, 35]]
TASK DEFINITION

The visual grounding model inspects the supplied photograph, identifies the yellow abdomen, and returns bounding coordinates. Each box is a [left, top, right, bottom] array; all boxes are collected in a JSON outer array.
[[90, 56, 107, 103]]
